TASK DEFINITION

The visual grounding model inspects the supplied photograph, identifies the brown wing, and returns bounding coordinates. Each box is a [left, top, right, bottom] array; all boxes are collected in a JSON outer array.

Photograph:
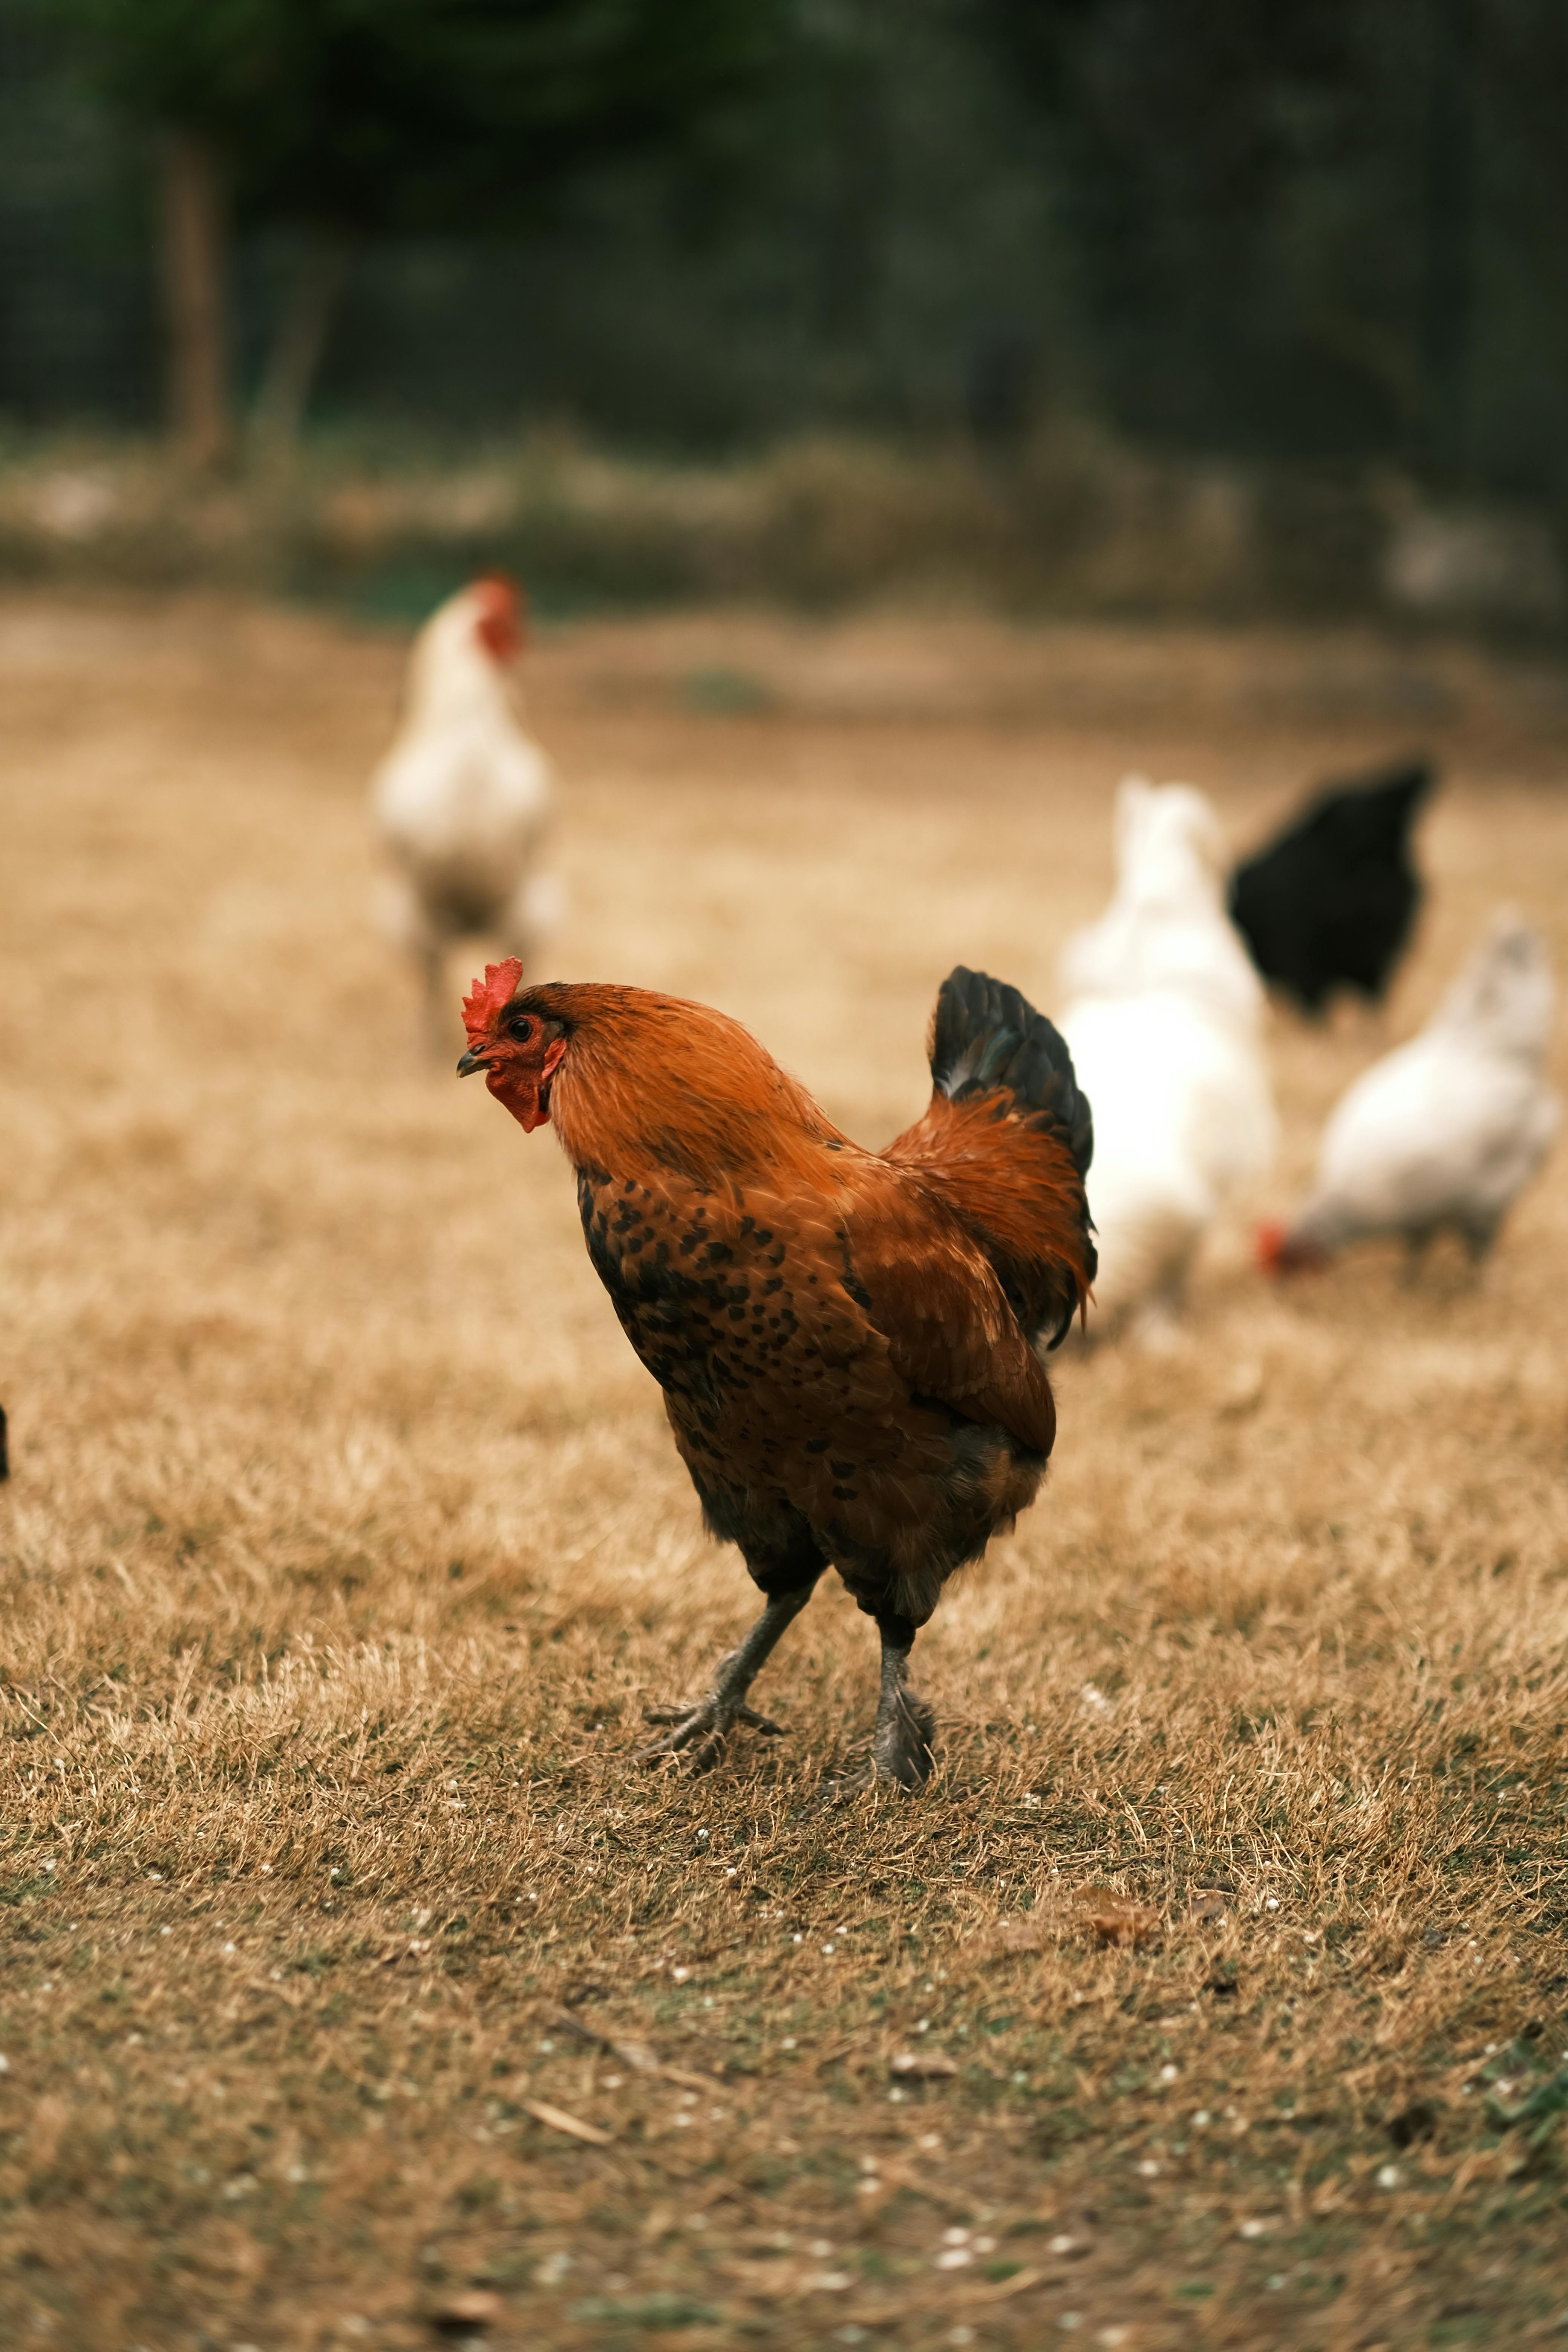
[[880, 968, 1096, 1351], [836, 1159, 1059, 1455], [883, 1091, 1092, 1352]]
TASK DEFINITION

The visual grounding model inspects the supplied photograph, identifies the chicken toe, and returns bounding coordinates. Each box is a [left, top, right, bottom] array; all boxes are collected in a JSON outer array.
[[636, 1697, 784, 1773], [632, 1585, 813, 1772]]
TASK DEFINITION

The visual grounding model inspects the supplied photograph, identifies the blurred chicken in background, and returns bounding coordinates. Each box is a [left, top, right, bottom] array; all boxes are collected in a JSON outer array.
[[371, 576, 564, 1051], [1261, 909, 1559, 1275], [1059, 778, 1277, 1338], [1228, 755, 1436, 1016]]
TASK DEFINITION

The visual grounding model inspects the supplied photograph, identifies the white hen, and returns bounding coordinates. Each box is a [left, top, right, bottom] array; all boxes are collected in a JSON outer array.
[[1266, 909, 1559, 1271], [371, 575, 562, 1047], [1059, 778, 1277, 1332]]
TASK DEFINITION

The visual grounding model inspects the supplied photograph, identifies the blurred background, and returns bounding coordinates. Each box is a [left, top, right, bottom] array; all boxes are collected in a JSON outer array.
[[3, 0, 1567, 632]]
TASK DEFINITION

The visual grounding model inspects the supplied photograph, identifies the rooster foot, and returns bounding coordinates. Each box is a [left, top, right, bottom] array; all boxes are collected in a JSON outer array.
[[633, 1588, 817, 1773], [828, 1687, 936, 1801], [636, 1698, 786, 1774]]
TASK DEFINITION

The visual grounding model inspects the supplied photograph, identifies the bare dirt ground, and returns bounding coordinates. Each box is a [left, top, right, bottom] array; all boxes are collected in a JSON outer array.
[[2, 593, 1567, 2352]]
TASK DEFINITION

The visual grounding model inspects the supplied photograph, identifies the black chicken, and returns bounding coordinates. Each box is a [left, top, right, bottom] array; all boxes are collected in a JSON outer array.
[[1228, 756, 1436, 1015]]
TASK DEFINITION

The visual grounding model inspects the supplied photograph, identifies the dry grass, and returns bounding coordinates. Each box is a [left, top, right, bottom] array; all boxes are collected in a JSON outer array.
[[3, 594, 1568, 2351]]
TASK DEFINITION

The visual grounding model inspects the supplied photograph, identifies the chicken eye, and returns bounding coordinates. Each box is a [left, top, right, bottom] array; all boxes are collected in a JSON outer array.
[[506, 1014, 534, 1041]]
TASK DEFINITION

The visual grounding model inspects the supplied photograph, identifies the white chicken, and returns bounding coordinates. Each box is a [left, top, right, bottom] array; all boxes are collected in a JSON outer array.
[[1058, 777, 1277, 1334], [371, 575, 563, 1048], [1263, 908, 1559, 1272]]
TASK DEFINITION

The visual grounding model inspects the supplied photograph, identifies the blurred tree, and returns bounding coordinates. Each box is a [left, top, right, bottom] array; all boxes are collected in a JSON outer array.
[[1419, 0, 1477, 474], [156, 126, 233, 466], [9, 0, 1568, 500], [67, 0, 789, 463], [974, 0, 1568, 490], [978, 0, 1383, 456], [1479, 0, 1568, 496]]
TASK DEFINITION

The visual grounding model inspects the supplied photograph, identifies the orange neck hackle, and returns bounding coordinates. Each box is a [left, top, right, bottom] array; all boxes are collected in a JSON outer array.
[[462, 975, 847, 1183]]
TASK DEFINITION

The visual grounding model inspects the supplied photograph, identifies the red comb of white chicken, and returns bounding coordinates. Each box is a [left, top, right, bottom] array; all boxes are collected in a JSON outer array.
[[1255, 1219, 1325, 1274], [471, 573, 524, 665]]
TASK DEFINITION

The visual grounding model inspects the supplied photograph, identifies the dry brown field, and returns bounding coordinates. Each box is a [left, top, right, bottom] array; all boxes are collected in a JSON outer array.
[[3, 592, 1568, 2352]]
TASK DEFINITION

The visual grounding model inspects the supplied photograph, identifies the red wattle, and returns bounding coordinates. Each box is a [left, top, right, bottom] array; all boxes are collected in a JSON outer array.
[[1256, 1219, 1287, 1274]]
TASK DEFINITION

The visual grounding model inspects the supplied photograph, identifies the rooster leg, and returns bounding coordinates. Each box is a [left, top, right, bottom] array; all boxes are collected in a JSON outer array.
[[1399, 1226, 1435, 1285], [636, 1583, 816, 1773], [831, 1613, 936, 1798], [1459, 1212, 1500, 1266]]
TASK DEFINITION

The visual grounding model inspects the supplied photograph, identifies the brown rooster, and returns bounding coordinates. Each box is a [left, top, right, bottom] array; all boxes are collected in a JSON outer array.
[[458, 962, 1095, 1788]]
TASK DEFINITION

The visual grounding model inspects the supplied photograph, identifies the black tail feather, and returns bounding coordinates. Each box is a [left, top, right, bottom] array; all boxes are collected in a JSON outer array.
[[931, 966, 1093, 1182]]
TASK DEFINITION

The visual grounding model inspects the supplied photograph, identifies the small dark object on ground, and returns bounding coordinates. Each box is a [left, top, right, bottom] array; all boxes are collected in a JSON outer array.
[[1228, 755, 1436, 1014], [1387, 2098, 1441, 2147], [427, 2289, 503, 2333]]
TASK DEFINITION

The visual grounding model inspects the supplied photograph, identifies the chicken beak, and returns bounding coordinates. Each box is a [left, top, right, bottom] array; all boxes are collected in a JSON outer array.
[[456, 1047, 490, 1078]]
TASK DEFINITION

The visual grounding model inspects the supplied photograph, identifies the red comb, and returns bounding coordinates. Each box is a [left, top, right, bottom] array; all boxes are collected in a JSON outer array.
[[473, 573, 525, 663], [462, 959, 524, 1042], [1257, 1219, 1328, 1276]]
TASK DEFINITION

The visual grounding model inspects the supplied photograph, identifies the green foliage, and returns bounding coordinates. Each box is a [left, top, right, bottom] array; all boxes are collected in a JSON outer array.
[[1486, 2066, 1568, 2154], [570, 2295, 723, 2329], [8, 0, 1568, 484], [973, 0, 1568, 484], [68, 0, 287, 130], [63, 0, 791, 231]]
